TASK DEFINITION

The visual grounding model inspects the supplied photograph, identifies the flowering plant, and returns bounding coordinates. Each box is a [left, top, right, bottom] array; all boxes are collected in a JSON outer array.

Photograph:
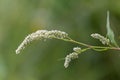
[[16, 11, 120, 68]]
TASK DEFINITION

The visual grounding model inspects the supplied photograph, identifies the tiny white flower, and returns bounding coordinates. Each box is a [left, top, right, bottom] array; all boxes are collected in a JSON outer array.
[[64, 55, 71, 68], [73, 47, 81, 53], [91, 33, 109, 45]]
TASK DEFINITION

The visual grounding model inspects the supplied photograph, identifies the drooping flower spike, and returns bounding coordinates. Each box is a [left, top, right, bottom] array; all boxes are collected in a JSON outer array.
[[16, 30, 68, 54]]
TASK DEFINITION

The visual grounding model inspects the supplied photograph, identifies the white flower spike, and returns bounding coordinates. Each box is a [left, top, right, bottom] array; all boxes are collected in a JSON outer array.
[[64, 47, 81, 68], [16, 30, 68, 54], [64, 52, 78, 68], [91, 33, 109, 45]]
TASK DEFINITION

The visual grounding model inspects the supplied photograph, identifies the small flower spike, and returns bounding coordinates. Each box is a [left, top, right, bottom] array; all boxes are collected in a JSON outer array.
[[91, 33, 109, 45], [64, 52, 78, 68], [64, 47, 81, 68], [16, 30, 68, 54]]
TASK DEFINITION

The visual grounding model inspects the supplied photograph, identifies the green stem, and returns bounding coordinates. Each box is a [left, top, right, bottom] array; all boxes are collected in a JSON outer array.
[[60, 37, 120, 51], [93, 48, 109, 51]]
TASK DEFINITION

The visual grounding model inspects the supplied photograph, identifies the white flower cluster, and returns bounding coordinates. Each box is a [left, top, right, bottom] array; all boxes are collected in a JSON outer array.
[[16, 30, 68, 54], [64, 47, 81, 68], [91, 33, 109, 45], [73, 47, 81, 53]]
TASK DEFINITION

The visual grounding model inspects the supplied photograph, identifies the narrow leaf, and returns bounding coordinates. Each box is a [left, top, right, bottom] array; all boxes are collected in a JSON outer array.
[[106, 11, 118, 47]]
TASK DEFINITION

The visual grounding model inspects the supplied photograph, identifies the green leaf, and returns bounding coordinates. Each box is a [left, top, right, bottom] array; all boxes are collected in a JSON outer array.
[[106, 11, 118, 47]]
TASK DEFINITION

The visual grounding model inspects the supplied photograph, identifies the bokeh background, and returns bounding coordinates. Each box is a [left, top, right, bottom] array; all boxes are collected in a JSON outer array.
[[1, 0, 120, 80]]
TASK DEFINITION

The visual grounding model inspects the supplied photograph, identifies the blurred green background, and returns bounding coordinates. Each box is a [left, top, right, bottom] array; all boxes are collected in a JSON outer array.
[[1, 0, 120, 80]]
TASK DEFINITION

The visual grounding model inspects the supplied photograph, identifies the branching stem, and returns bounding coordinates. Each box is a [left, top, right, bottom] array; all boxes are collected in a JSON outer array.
[[59, 37, 120, 52]]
